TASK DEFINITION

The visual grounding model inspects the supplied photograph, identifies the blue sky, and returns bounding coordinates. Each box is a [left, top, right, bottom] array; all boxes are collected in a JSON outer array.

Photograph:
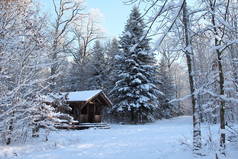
[[39, 0, 133, 38], [86, 0, 132, 37]]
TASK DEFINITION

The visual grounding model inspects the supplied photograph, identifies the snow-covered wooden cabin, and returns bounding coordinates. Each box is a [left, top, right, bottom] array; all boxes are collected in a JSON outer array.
[[46, 90, 112, 123], [66, 90, 112, 123]]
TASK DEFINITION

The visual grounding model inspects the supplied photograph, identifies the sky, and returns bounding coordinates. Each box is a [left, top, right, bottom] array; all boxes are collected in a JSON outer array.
[[39, 0, 133, 38], [86, 0, 132, 37]]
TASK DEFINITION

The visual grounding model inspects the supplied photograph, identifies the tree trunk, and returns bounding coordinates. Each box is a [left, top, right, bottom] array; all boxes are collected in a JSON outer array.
[[6, 111, 14, 145], [6, 119, 13, 145], [182, 0, 202, 152], [130, 107, 135, 123], [32, 125, 40, 138], [210, 2, 227, 154], [217, 49, 226, 154]]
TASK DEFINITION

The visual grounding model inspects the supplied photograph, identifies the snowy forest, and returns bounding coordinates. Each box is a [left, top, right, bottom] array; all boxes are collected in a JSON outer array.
[[0, 0, 238, 159]]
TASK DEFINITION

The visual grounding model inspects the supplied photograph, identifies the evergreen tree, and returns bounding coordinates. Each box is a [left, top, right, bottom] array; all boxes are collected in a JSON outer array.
[[111, 7, 161, 123], [88, 40, 107, 90], [105, 38, 121, 93]]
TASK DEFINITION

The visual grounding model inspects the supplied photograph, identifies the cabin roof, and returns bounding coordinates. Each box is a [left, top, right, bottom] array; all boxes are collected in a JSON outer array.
[[43, 90, 112, 106], [66, 90, 102, 102]]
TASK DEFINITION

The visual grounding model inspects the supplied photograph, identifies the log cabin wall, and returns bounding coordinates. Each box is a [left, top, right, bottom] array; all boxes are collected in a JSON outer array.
[[69, 102, 84, 121], [68, 101, 104, 123]]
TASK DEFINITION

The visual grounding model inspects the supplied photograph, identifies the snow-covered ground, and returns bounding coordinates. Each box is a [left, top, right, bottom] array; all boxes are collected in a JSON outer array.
[[1, 116, 237, 159]]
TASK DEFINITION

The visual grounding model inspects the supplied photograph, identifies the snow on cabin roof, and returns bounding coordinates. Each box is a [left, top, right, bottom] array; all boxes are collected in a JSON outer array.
[[65, 90, 102, 102], [43, 89, 112, 106]]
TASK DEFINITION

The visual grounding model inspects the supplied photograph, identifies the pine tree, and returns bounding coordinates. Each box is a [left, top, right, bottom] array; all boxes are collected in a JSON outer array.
[[111, 7, 160, 123]]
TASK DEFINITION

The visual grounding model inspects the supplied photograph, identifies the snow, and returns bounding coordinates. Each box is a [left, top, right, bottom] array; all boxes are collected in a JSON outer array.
[[125, 31, 132, 38], [114, 55, 123, 60], [66, 90, 102, 102], [131, 78, 142, 84], [1, 116, 237, 159], [43, 90, 103, 102], [129, 44, 138, 52], [140, 84, 151, 91], [138, 96, 150, 102]]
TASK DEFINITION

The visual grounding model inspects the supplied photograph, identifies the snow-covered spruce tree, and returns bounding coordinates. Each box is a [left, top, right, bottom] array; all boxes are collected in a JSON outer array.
[[111, 7, 161, 123]]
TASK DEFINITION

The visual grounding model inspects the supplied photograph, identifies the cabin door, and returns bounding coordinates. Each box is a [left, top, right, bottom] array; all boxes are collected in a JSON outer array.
[[88, 104, 95, 123]]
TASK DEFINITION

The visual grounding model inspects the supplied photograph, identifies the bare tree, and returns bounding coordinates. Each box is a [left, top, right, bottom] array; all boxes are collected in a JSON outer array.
[[158, 37, 180, 70], [71, 14, 103, 64], [50, 0, 84, 90], [182, 0, 202, 152], [61, 11, 104, 91]]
